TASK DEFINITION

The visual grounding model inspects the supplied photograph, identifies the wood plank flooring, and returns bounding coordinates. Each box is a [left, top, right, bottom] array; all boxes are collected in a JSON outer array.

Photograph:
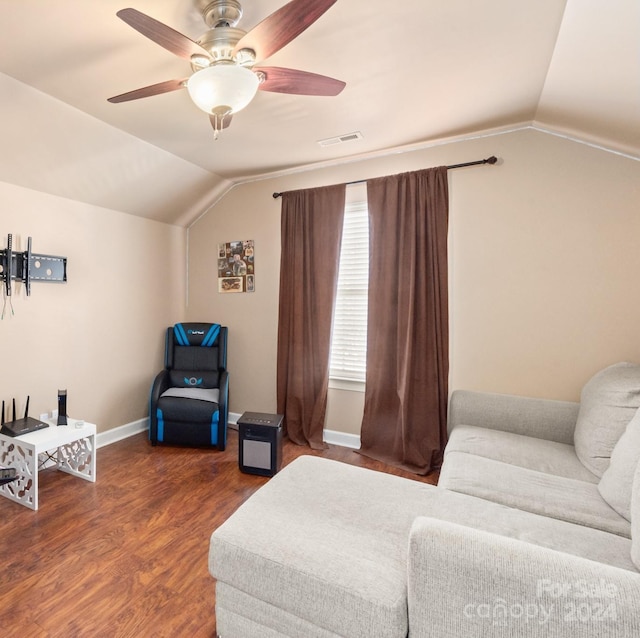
[[0, 429, 437, 638]]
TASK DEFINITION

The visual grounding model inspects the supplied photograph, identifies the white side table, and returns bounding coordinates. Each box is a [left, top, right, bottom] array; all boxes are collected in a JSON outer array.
[[0, 418, 96, 510]]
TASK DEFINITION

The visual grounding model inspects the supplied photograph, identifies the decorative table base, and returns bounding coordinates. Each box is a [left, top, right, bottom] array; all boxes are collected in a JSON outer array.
[[0, 419, 96, 510]]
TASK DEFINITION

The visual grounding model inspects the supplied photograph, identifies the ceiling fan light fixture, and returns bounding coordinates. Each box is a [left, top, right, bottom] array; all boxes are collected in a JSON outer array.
[[187, 64, 259, 116]]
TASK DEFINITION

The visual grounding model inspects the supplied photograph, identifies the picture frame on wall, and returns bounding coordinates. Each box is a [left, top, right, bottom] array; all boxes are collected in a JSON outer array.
[[218, 240, 254, 293]]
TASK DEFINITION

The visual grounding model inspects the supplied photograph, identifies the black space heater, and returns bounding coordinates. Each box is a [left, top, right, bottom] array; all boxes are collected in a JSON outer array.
[[238, 412, 283, 477]]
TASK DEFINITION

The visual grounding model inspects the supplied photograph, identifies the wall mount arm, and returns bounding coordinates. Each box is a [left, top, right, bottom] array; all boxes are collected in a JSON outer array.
[[1, 234, 67, 297]]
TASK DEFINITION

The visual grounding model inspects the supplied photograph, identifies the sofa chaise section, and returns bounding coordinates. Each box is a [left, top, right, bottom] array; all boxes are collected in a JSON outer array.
[[210, 456, 638, 637]]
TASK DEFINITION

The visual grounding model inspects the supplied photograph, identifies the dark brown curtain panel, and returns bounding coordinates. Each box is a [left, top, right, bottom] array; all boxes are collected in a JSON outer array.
[[359, 167, 449, 474], [276, 184, 346, 449]]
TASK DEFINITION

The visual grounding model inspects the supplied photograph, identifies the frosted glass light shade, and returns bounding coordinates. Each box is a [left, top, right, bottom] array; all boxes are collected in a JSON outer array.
[[187, 64, 259, 115]]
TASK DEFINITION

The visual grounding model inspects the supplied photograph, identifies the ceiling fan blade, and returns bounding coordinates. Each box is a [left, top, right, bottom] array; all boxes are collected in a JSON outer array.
[[233, 0, 337, 63], [257, 67, 345, 96], [107, 79, 187, 103], [117, 8, 211, 61]]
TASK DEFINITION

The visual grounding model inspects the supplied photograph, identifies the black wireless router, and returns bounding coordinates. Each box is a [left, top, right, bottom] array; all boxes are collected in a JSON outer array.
[[0, 396, 49, 437], [0, 467, 17, 486]]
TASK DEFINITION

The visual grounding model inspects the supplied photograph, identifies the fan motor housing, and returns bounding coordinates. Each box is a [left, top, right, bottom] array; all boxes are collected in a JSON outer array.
[[195, 26, 254, 68], [200, 0, 243, 28]]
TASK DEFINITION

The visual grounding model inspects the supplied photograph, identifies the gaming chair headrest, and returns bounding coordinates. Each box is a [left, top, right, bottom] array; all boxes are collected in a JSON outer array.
[[173, 323, 221, 347]]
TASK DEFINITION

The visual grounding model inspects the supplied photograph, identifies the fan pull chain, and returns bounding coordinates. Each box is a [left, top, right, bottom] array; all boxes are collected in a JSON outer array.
[[211, 110, 230, 140]]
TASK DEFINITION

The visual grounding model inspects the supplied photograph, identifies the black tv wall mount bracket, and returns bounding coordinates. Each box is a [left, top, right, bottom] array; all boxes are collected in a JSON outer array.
[[1, 233, 67, 297]]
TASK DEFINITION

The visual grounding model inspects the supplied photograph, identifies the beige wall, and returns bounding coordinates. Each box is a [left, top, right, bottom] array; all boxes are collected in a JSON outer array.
[[0, 181, 186, 432], [449, 130, 640, 400], [187, 128, 640, 434]]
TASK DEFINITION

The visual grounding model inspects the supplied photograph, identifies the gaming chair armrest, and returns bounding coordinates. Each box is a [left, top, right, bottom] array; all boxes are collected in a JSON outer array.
[[217, 370, 229, 451], [149, 370, 172, 444], [150, 370, 171, 404]]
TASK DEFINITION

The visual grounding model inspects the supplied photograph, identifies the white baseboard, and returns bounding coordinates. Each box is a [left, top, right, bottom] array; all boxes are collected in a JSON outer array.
[[96, 418, 148, 448], [230, 412, 360, 449], [228, 411, 241, 430], [323, 429, 361, 450], [94, 414, 238, 448], [91, 415, 361, 451]]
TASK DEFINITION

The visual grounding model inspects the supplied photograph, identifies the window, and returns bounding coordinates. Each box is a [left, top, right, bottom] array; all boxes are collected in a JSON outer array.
[[329, 190, 369, 384]]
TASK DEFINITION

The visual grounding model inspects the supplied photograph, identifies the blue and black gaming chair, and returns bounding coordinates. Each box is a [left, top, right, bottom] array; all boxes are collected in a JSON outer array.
[[149, 322, 228, 450]]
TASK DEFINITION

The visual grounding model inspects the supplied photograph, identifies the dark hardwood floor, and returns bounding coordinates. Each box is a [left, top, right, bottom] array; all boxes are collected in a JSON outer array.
[[0, 429, 438, 637]]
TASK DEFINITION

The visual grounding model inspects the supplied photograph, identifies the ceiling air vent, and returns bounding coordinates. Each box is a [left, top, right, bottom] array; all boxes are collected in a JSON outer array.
[[317, 131, 363, 147]]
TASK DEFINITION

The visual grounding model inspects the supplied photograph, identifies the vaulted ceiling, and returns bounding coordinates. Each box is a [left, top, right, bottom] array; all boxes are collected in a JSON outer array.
[[0, 0, 637, 225]]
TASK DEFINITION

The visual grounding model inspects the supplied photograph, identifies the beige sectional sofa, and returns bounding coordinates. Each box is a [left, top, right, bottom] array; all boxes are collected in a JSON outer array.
[[209, 363, 640, 637]]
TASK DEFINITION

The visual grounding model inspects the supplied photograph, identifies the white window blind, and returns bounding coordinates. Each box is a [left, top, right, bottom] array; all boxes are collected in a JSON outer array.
[[329, 200, 369, 382]]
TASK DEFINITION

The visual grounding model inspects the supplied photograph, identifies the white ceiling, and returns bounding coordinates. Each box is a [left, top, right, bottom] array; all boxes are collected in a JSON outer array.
[[0, 0, 638, 225]]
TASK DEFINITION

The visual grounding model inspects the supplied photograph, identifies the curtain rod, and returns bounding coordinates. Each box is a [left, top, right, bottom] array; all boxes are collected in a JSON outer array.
[[272, 155, 497, 198]]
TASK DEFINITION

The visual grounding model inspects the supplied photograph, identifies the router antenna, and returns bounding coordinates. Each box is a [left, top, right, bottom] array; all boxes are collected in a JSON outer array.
[[1, 400, 4, 425], [24, 395, 30, 419], [12, 398, 16, 422]]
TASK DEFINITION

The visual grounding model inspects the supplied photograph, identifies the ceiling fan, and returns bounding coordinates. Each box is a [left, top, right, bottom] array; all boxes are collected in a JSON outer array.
[[107, 0, 346, 138]]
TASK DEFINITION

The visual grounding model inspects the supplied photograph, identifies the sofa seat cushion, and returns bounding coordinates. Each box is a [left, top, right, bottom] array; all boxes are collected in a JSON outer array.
[[446, 425, 598, 483], [439, 451, 631, 537], [574, 362, 640, 477], [426, 483, 636, 572]]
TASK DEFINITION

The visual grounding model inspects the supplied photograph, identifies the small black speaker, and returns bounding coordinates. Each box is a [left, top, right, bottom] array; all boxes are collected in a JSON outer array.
[[238, 412, 283, 477], [57, 390, 67, 426]]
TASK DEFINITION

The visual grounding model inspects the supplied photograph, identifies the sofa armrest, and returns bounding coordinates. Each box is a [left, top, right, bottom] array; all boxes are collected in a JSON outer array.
[[407, 517, 640, 638], [448, 390, 579, 444]]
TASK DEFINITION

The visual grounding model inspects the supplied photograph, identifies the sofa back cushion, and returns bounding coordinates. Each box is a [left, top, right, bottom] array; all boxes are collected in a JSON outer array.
[[574, 362, 640, 477], [598, 408, 640, 521], [632, 461, 640, 570]]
